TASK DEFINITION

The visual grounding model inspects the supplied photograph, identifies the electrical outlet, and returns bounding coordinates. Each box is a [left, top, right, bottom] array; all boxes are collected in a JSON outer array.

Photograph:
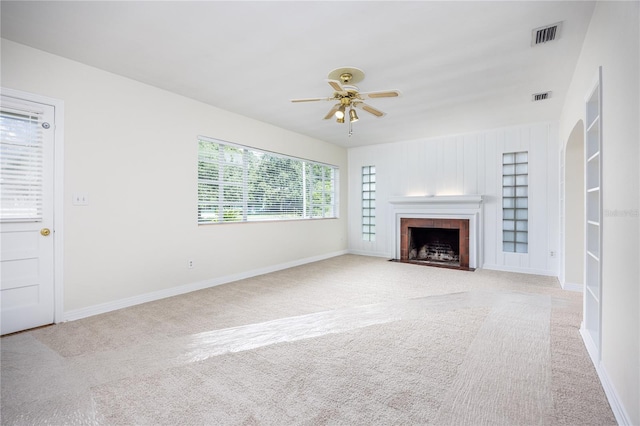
[[549, 250, 556, 258], [72, 193, 89, 206], [188, 259, 194, 269]]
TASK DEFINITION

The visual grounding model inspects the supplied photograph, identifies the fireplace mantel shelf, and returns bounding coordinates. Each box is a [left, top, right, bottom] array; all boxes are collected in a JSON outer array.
[[388, 195, 483, 205]]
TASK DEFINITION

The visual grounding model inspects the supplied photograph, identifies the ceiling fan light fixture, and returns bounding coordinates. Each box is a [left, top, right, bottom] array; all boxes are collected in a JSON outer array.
[[335, 105, 346, 120], [336, 116, 345, 124], [349, 108, 359, 123]]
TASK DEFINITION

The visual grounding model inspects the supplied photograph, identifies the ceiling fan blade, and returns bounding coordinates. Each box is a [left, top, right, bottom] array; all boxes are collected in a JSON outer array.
[[291, 97, 333, 103], [327, 79, 344, 93], [358, 90, 401, 99], [359, 103, 386, 117], [323, 104, 341, 120]]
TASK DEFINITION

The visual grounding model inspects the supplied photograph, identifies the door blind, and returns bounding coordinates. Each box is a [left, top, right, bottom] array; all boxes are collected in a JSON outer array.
[[0, 107, 44, 222]]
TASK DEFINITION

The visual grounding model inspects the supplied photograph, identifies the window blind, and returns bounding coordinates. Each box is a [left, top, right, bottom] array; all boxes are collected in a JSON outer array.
[[198, 137, 338, 224], [0, 108, 44, 222]]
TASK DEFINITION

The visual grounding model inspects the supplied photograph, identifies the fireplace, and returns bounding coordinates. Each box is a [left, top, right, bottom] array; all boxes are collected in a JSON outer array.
[[400, 218, 470, 269], [409, 228, 459, 264], [389, 195, 483, 270]]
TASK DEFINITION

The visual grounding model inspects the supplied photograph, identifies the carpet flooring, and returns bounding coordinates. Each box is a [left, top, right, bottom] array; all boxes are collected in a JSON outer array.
[[1, 255, 616, 425]]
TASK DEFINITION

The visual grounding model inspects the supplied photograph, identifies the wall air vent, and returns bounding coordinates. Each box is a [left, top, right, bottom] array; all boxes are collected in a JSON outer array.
[[532, 22, 562, 46], [532, 92, 551, 102]]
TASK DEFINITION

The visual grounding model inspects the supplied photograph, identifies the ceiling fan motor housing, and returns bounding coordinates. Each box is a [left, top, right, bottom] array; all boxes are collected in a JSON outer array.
[[340, 73, 353, 84]]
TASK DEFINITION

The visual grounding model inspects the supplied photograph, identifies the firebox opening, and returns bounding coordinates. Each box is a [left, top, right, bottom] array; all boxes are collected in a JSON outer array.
[[408, 227, 460, 266]]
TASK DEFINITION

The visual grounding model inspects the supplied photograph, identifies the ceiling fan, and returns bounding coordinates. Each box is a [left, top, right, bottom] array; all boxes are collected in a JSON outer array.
[[291, 67, 400, 130]]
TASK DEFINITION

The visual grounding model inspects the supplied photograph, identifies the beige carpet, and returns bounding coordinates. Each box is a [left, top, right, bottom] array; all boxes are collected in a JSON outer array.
[[1, 255, 616, 425]]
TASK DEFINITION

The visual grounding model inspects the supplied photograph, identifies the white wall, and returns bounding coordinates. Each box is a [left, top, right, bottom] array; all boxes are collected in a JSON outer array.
[[1, 39, 348, 314], [559, 2, 639, 424], [348, 122, 560, 276], [564, 121, 585, 288]]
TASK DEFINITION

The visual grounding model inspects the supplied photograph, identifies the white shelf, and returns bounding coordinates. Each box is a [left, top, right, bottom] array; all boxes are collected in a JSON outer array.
[[583, 66, 602, 359], [586, 285, 600, 304]]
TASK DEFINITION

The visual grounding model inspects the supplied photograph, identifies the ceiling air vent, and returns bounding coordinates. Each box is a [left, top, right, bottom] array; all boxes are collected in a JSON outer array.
[[532, 92, 551, 102], [532, 22, 562, 46]]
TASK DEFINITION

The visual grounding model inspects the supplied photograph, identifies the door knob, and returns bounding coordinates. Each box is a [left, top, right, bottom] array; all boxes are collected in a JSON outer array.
[[40, 228, 51, 236]]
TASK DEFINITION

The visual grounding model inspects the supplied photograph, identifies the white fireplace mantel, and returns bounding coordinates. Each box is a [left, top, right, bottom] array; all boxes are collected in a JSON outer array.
[[388, 195, 484, 268], [388, 195, 483, 208]]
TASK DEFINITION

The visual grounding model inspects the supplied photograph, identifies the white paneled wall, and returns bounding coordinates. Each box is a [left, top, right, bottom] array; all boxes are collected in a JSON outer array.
[[348, 122, 560, 276]]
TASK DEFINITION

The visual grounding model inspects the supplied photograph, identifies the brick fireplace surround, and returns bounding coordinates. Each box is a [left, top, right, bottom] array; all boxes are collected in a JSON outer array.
[[400, 218, 470, 270], [388, 195, 483, 270]]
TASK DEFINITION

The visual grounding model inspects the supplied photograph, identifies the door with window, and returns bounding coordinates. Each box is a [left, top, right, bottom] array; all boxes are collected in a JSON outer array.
[[1, 94, 55, 335]]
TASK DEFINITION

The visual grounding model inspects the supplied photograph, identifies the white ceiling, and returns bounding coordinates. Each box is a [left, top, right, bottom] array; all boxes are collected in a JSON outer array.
[[1, 1, 595, 148]]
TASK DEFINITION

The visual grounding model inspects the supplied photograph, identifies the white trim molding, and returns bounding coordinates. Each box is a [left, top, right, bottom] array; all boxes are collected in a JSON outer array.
[[561, 281, 583, 292], [580, 327, 633, 426], [64, 250, 348, 322], [483, 264, 559, 278]]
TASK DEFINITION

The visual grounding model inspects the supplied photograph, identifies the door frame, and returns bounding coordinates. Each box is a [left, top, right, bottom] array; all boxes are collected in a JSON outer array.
[[2, 87, 65, 324]]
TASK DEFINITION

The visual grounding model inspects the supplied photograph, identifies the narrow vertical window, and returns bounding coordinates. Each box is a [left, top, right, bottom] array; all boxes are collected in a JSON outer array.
[[362, 165, 376, 241], [502, 152, 528, 253]]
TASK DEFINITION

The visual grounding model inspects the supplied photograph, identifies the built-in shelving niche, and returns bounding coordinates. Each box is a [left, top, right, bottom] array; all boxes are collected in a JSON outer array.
[[582, 66, 602, 360]]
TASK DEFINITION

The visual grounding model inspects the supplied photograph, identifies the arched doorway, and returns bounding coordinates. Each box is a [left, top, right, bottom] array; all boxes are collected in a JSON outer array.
[[563, 120, 585, 290]]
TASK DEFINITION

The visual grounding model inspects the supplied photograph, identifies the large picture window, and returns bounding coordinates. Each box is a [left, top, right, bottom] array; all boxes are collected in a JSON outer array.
[[198, 137, 338, 224]]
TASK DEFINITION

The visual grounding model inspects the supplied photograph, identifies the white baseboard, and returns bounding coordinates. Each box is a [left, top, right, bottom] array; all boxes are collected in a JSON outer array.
[[580, 326, 600, 364], [580, 326, 633, 425], [482, 263, 558, 277], [561, 281, 583, 292], [347, 249, 393, 259], [63, 250, 349, 322]]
